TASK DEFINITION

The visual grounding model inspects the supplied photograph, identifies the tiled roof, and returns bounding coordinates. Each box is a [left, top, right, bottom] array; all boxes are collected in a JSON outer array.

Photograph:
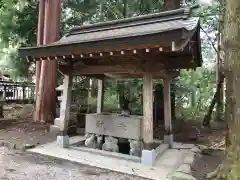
[[18, 6, 202, 71], [53, 8, 198, 46]]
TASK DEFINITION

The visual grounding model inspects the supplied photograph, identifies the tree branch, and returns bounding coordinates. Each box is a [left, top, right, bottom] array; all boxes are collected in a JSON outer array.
[[200, 26, 218, 54]]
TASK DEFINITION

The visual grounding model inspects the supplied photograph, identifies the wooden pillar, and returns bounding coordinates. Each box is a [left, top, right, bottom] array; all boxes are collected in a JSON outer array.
[[97, 79, 104, 113], [3, 86, 6, 100], [143, 73, 153, 150], [22, 85, 26, 101], [0, 88, 4, 117], [163, 77, 173, 147], [57, 74, 73, 148]]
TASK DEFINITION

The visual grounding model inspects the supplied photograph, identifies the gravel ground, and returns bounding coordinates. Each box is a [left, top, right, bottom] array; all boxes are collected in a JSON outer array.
[[0, 121, 147, 180], [0, 112, 226, 180], [0, 147, 148, 180]]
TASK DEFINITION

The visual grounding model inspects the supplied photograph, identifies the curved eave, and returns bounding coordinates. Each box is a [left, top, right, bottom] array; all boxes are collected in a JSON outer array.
[[18, 7, 202, 70], [19, 27, 198, 59]]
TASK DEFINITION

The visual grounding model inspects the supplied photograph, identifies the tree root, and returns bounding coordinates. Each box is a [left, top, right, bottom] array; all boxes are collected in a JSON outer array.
[[196, 144, 225, 156], [206, 164, 223, 179], [201, 148, 214, 155], [196, 145, 214, 156]]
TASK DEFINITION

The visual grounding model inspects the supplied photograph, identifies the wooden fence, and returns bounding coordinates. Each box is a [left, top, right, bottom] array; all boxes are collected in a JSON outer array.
[[0, 77, 90, 104], [0, 81, 35, 104]]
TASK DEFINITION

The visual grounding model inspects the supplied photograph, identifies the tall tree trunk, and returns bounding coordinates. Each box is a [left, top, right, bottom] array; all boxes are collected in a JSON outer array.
[[99, 0, 105, 21], [34, 0, 45, 121], [202, 75, 224, 127], [35, 0, 45, 100], [215, 4, 225, 122], [36, 0, 61, 123], [217, 0, 240, 178], [139, 0, 151, 14], [123, 0, 127, 18], [190, 90, 196, 108], [139, 0, 143, 14]]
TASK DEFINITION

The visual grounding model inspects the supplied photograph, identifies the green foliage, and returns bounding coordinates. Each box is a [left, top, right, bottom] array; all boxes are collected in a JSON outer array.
[[104, 78, 144, 114], [0, 0, 37, 77], [175, 68, 215, 120], [0, 0, 37, 47], [5, 50, 31, 78], [195, 0, 220, 68]]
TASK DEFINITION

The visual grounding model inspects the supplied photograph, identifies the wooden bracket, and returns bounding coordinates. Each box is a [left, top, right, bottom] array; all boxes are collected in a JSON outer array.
[[58, 65, 73, 75], [162, 70, 180, 79]]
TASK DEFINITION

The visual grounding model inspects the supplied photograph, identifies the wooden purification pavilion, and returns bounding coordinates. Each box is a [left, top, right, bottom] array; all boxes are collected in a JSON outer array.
[[19, 7, 201, 165]]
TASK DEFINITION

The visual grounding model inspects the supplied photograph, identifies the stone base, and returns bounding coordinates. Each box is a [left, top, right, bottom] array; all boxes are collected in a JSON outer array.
[[102, 136, 119, 152], [54, 118, 62, 127], [129, 140, 142, 157], [50, 125, 61, 133], [141, 149, 155, 166], [164, 134, 174, 148], [57, 135, 69, 148], [54, 116, 77, 127], [154, 143, 169, 159], [172, 172, 197, 180]]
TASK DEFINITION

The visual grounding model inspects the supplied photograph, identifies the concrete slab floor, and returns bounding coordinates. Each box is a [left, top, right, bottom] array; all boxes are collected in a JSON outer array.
[[27, 136, 196, 180], [0, 147, 147, 180]]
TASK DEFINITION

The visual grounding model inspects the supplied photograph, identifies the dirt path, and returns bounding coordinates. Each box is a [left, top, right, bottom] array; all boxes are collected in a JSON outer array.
[[0, 120, 147, 180], [191, 127, 225, 180], [0, 120, 57, 148], [192, 150, 224, 180], [0, 114, 225, 180]]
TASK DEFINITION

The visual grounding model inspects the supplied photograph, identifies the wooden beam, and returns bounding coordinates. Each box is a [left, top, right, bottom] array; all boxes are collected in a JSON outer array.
[[172, 41, 176, 51], [163, 76, 173, 147], [59, 74, 73, 132], [97, 79, 104, 113], [143, 73, 153, 150], [34, 47, 199, 70], [58, 65, 72, 75], [73, 59, 87, 68], [104, 73, 121, 79], [75, 65, 142, 74], [77, 62, 165, 73], [20, 31, 181, 59], [163, 77, 171, 134], [161, 70, 180, 79]]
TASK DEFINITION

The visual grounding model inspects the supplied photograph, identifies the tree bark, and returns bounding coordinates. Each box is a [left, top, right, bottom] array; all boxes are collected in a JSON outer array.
[[218, 0, 240, 178], [35, 0, 61, 123], [35, 0, 45, 94], [123, 0, 127, 18], [34, 0, 45, 121], [35, 0, 45, 117], [97, 79, 104, 113], [215, 11, 225, 122], [143, 73, 153, 149], [202, 74, 224, 127], [99, 0, 105, 21]]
